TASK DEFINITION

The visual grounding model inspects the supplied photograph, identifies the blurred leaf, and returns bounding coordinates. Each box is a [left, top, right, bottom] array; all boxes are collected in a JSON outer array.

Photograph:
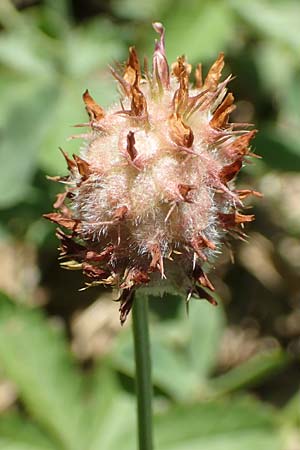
[[0, 30, 56, 77], [210, 349, 290, 395], [80, 365, 136, 450], [63, 19, 125, 78], [0, 82, 59, 207], [161, 1, 236, 63], [231, 0, 300, 53], [0, 292, 84, 450], [111, 295, 224, 400], [112, 0, 172, 20], [255, 43, 295, 99], [0, 413, 57, 450], [154, 396, 281, 450], [188, 298, 225, 381], [255, 129, 300, 171], [110, 324, 200, 400], [280, 390, 300, 426]]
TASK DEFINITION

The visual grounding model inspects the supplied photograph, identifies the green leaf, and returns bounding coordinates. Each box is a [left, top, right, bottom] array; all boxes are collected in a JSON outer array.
[[230, 0, 300, 53], [0, 82, 59, 208], [210, 349, 290, 395], [255, 129, 300, 172], [110, 324, 199, 400], [82, 365, 136, 450], [160, 1, 236, 63], [111, 293, 225, 400], [154, 397, 281, 450], [112, 0, 172, 20], [0, 292, 84, 450], [187, 298, 225, 381], [0, 413, 57, 450]]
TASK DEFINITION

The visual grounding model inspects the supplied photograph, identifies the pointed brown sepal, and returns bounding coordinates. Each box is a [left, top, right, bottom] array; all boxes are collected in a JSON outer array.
[[119, 289, 134, 325], [110, 65, 131, 96], [86, 245, 114, 262], [124, 46, 141, 86], [219, 158, 243, 184], [191, 233, 217, 260], [56, 228, 86, 257], [195, 63, 203, 88], [171, 55, 191, 84], [235, 189, 263, 199], [82, 89, 105, 121], [219, 212, 255, 228], [82, 262, 107, 280], [59, 148, 77, 173], [120, 268, 150, 290], [169, 113, 194, 148], [193, 265, 215, 291], [210, 93, 236, 129], [73, 154, 91, 181], [195, 285, 218, 306], [224, 130, 257, 157], [204, 52, 224, 91], [131, 78, 148, 117], [43, 212, 81, 231], [148, 243, 165, 277]]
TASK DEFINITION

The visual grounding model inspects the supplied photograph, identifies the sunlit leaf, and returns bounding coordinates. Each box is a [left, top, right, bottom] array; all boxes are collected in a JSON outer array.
[[0, 413, 57, 450], [0, 82, 59, 207], [210, 349, 290, 395], [154, 396, 281, 450], [0, 292, 84, 450], [230, 0, 300, 53], [187, 298, 225, 381]]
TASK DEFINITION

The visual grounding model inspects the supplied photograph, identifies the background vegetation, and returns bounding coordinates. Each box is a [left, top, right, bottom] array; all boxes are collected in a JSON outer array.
[[0, 0, 300, 448]]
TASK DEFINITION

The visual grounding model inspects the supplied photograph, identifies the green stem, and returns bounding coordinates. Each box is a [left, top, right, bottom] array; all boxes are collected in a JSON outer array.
[[132, 295, 153, 450]]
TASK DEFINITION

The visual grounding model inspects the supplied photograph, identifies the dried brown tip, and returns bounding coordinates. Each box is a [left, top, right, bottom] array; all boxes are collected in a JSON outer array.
[[204, 52, 225, 91], [82, 89, 105, 121], [169, 113, 194, 148], [124, 46, 141, 86], [195, 63, 203, 88], [210, 93, 236, 129], [219, 158, 243, 184]]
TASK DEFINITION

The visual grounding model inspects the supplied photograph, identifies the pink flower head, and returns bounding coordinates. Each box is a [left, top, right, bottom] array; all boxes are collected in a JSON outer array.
[[45, 23, 260, 323]]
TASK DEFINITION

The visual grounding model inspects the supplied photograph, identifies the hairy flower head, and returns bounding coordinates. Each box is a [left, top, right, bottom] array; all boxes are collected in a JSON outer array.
[[45, 23, 261, 323]]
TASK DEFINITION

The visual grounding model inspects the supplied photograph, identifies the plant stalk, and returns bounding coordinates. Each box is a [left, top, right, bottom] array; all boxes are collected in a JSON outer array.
[[132, 295, 153, 450]]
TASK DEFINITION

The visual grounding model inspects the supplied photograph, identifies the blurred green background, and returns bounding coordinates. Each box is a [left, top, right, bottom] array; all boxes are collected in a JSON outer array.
[[0, 0, 300, 449]]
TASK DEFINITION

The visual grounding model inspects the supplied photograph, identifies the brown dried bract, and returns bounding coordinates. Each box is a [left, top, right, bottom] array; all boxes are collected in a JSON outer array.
[[60, 148, 77, 173], [120, 268, 150, 290], [131, 79, 147, 117], [203, 52, 224, 91], [43, 213, 81, 231], [169, 113, 194, 148], [124, 47, 141, 86], [224, 130, 257, 157], [210, 93, 236, 129], [219, 158, 243, 184], [219, 212, 255, 228], [73, 154, 91, 180], [82, 89, 105, 121], [194, 63, 203, 88], [193, 265, 215, 291]]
